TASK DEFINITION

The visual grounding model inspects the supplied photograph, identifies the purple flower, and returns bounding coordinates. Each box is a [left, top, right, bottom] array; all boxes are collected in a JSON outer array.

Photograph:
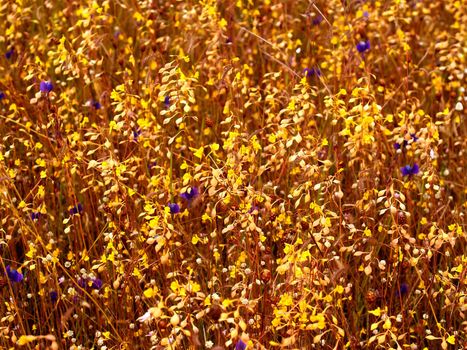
[[400, 164, 420, 177], [31, 212, 40, 221], [356, 40, 370, 53], [303, 67, 321, 78], [164, 95, 170, 108], [6, 265, 23, 283], [180, 187, 199, 201], [78, 278, 87, 288], [40, 80, 53, 93], [50, 291, 58, 303], [70, 203, 83, 215], [248, 205, 259, 214], [5, 48, 14, 59], [394, 133, 418, 150], [396, 282, 409, 297], [0, 91, 5, 100], [168, 203, 180, 214], [312, 15, 323, 25], [92, 100, 101, 110], [133, 128, 142, 141], [91, 278, 103, 290], [235, 340, 247, 350]]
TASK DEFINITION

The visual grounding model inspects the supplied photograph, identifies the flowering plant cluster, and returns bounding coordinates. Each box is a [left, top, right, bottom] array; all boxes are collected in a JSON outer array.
[[0, 0, 465, 349]]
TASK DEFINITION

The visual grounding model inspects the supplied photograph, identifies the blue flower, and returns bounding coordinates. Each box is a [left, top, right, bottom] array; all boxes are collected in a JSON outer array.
[[6, 265, 23, 283], [40, 80, 53, 93], [356, 40, 370, 53], [92, 100, 101, 110], [394, 133, 418, 150], [0, 91, 5, 100], [168, 202, 180, 214], [180, 187, 199, 201], [70, 203, 83, 215], [78, 278, 87, 288], [235, 339, 247, 350], [50, 291, 58, 303], [133, 128, 142, 141], [400, 164, 419, 177], [5, 48, 14, 59], [164, 95, 170, 108], [91, 278, 103, 290], [396, 282, 409, 297], [31, 212, 40, 221], [303, 67, 321, 78], [248, 205, 259, 214], [312, 15, 323, 25]]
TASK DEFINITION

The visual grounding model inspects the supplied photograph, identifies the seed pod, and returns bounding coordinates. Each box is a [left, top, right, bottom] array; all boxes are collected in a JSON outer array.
[[208, 304, 222, 321], [397, 211, 407, 225], [261, 269, 271, 283], [205, 117, 214, 128]]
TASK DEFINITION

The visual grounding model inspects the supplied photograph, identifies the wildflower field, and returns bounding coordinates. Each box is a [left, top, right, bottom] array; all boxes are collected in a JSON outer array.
[[0, 0, 466, 349]]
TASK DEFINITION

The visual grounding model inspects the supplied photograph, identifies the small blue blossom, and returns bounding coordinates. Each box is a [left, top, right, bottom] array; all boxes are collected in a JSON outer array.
[[303, 67, 322, 78], [235, 339, 247, 350], [50, 291, 58, 303], [91, 278, 103, 290], [164, 95, 170, 108], [180, 187, 199, 201], [400, 164, 420, 177], [312, 15, 323, 25], [5, 48, 14, 59], [31, 212, 41, 221], [248, 205, 259, 214], [70, 203, 83, 215], [356, 40, 370, 53], [40, 80, 53, 93], [363, 11, 369, 19], [92, 100, 101, 110], [168, 202, 180, 214], [396, 282, 409, 297], [133, 128, 142, 141], [78, 278, 87, 288], [6, 265, 23, 283], [394, 133, 418, 150], [0, 91, 5, 100]]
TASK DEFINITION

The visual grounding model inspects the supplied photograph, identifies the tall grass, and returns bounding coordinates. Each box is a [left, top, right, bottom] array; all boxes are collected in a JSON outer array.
[[0, 0, 465, 349]]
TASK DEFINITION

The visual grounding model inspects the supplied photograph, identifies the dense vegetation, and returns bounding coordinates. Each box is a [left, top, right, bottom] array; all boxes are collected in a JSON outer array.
[[0, 0, 465, 349]]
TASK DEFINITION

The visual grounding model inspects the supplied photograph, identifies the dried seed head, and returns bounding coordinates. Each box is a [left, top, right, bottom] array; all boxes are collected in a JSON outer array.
[[365, 289, 379, 304], [205, 117, 214, 128], [208, 304, 222, 321], [261, 269, 271, 282], [397, 211, 407, 225]]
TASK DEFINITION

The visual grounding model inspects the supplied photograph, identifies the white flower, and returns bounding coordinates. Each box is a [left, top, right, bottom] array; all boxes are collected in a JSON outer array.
[[137, 310, 152, 323], [205, 340, 214, 349]]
